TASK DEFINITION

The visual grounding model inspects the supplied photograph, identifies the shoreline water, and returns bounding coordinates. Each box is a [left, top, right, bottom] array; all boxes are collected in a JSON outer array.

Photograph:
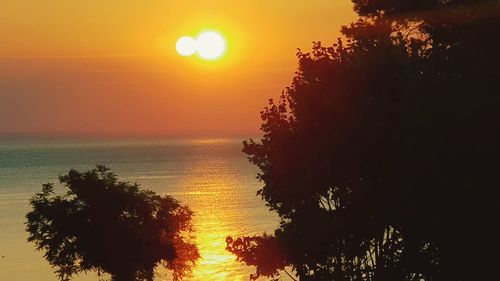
[[0, 137, 288, 281]]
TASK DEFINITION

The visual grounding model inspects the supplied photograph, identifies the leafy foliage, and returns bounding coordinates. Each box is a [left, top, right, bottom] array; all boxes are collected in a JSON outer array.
[[26, 165, 199, 281], [226, 234, 289, 281], [227, 1, 500, 280]]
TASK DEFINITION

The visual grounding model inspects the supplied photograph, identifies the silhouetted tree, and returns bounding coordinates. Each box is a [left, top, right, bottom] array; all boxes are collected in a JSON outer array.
[[227, 1, 500, 280], [26, 165, 199, 281]]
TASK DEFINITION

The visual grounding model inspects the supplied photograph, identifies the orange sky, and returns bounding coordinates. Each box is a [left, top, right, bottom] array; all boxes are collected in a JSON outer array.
[[0, 0, 356, 137]]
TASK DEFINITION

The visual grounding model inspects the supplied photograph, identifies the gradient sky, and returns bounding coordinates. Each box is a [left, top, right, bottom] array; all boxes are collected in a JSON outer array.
[[0, 0, 356, 137]]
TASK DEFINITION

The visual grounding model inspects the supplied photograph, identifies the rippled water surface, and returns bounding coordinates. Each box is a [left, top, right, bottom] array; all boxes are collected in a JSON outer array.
[[0, 137, 285, 281]]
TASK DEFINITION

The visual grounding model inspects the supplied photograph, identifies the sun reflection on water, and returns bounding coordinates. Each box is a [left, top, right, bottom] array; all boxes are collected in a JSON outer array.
[[172, 156, 258, 281]]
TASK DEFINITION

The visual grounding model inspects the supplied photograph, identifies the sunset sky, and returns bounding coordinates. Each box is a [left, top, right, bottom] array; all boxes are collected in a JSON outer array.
[[0, 1, 356, 137]]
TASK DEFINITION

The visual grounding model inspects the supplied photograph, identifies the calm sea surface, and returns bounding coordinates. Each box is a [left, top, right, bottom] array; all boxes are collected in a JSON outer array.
[[0, 137, 285, 281]]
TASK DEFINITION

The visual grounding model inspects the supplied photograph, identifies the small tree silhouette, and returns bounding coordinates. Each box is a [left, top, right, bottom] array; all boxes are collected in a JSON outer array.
[[26, 165, 199, 281]]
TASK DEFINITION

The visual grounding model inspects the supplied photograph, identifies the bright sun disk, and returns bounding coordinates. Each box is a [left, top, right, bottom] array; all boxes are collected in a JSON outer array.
[[176, 31, 226, 60], [175, 36, 197, 56], [196, 32, 225, 60]]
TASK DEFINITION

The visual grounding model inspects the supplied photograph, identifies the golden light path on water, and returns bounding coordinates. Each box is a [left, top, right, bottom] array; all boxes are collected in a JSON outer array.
[[158, 139, 287, 281], [185, 174, 245, 280], [178, 153, 252, 280]]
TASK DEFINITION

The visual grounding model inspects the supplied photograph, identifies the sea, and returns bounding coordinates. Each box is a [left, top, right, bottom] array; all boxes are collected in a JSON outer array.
[[0, 137, 287, 281]]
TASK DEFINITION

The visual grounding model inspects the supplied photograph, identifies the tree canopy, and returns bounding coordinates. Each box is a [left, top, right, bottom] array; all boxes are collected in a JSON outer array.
[[26, 165, 199, 281], [227, 0, 499, 280]]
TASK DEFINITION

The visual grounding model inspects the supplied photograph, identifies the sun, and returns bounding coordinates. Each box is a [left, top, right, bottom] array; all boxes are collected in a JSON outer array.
[[175, 36, 197, 56], [196, 31, 226, 60], [176, 31, 226, 60]]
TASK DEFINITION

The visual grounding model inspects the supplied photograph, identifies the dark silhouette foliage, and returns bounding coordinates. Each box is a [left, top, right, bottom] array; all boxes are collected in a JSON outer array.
[[226, 234, 290, 281], [26, 165, 199, 281], [227, 0, 500, 280]]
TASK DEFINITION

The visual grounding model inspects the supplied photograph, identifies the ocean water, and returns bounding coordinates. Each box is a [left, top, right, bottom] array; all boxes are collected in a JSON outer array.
[[0, 137, 285, 281]]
